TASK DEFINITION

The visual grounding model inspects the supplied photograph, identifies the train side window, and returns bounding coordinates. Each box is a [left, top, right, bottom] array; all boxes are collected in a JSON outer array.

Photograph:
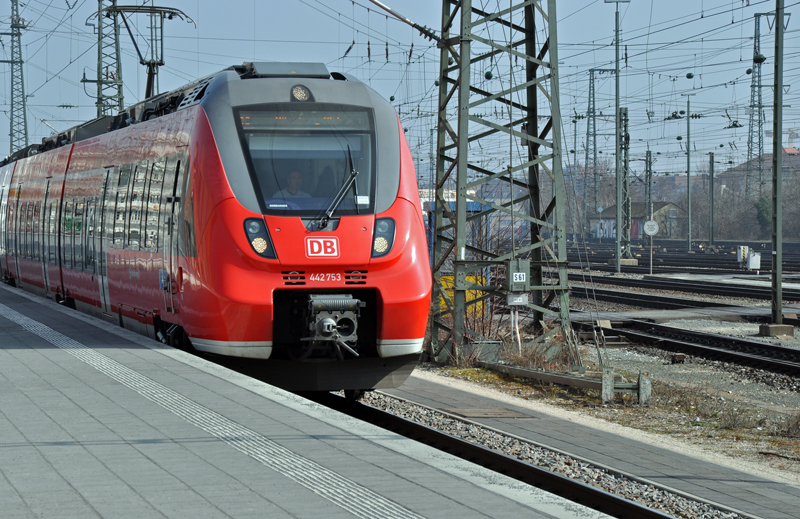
[[62, 200, 73, 269], [0, 186, 6, 258], [8, 187, 19, 257], [14, 194, 22, 257], [17, 202, 23, 258], [178, 159, 197, 258], [145, 158, 165, 250], [6, 200, 12, 256], [20, 202, 26, 258], [48, 202, 57, 264], [28, 202, 35, 259], [128, 162, 147, 248], [114, 165, 131, 245], [86, 198, 97, 272], [159, 157, 179, 253], [43, 202, 50, 264], [25, 202, 33, 259], [74, 198, 84, 270], [19, 202, 26, 258], [32, 202, 40, 260], [103, 168, 117, 245], [0, 186, 5, 258], [139, 163, 152, 250]]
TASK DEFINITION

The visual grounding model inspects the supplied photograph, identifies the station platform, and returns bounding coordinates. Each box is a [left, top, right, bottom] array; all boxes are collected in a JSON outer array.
[[0, 284, 608, 519], [383, 374, 800, 519]]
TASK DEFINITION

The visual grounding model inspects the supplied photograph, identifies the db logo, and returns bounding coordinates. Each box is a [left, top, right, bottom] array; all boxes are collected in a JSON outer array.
[[305, 237, 340, 258]]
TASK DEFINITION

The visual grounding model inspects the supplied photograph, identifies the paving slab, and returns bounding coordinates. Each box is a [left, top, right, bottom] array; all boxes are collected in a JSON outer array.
[[0, 284, 608, 519]]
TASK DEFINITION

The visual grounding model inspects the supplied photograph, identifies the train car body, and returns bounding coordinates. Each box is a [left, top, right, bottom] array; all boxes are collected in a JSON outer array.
[[0, 62, 431, 391]]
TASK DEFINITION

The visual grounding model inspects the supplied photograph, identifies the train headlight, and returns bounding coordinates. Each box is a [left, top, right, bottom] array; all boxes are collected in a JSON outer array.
[[244, 218, 277, 259], [251, 237, 268, 254], [292, 85, 310, 102], [371, 217, 395, 258], [373, 237, 389, 254]]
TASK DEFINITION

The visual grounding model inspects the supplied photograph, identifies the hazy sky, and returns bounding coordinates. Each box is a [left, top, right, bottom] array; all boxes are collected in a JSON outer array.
[[0, 0, 796, 177]]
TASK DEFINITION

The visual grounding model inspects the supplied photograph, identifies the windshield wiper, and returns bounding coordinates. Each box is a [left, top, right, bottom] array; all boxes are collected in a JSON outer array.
[[318, 145, 359, 230]]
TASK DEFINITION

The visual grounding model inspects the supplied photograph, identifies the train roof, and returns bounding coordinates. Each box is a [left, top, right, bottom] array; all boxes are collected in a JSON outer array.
[[2, 62, 360, 166]]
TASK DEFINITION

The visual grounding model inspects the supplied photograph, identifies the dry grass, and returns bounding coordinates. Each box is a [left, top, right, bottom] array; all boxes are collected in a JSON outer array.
[[785, 412, 800, 438]]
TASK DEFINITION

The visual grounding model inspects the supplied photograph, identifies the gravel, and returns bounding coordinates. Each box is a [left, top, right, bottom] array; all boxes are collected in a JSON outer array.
[[363, 389, 746, 519], [582, 343, 800, 410], [660, 318, 800, 350]]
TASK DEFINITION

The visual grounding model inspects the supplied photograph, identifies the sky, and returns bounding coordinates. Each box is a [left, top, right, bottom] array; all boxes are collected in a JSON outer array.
[[0, 0, 797, 181]]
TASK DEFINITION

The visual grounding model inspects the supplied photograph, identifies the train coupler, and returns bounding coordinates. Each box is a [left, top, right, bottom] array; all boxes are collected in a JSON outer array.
[[306, 294, 365, 358]]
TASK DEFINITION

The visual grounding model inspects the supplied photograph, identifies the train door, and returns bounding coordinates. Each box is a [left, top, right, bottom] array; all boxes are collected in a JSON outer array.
[[98, 170, 113, 315], [40, 180, 51, 296], [162, 156, 184, 314], [0, 179, 7, 277], [12, 184, 22, 283]]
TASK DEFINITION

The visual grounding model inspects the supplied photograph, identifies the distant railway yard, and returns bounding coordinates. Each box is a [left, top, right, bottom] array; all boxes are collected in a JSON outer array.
[[562, 244, 800, 483]]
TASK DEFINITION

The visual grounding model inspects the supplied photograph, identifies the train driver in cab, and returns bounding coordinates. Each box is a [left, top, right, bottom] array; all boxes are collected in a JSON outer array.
[[274, 169, 311, 198]]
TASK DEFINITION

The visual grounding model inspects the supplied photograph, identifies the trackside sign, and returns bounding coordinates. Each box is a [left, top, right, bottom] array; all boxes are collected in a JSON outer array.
[[305, 237, 340, 258]]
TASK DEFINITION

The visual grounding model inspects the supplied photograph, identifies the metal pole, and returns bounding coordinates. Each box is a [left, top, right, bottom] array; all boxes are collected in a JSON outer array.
[[687, 96, 691, 251], [429, 127, 434, 197], [548, 0, 573, 345], [682, 94, 695, 251], [772, 0, 784, 324], [527, 2, 543, 327], [709, 152, 715, 245], [430, 0, 451, 361], [576, 118, 581, 238], [646, 150, 654, 275], [614, 5, 622, 272], [645, 150, 653, 221], [452, 0, 473, 362], [620, 107, 631, 258]]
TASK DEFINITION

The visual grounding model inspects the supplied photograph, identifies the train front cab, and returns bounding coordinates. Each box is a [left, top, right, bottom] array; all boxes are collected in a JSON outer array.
[[185, 68, 432, 390]]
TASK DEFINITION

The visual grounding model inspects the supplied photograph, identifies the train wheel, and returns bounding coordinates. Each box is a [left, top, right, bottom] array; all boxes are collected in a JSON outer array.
[[344, 389, 364, 401]]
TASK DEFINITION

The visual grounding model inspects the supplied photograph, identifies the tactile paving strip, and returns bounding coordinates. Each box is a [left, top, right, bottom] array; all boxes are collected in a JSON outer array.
[[0, 303, 423, 519]]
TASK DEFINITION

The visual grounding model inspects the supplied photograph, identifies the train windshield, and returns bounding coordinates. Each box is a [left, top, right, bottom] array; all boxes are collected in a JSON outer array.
[[237, 104, 375, 216]]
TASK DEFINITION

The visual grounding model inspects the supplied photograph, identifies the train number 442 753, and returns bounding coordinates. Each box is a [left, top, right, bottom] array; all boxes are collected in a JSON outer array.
[[309, 273, 342, 282]]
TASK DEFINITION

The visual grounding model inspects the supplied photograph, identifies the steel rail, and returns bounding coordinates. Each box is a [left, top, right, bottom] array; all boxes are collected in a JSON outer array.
[[566, 273, 800, 300], [575, 320, 800, 375], [304, 391, 673, 519], [569, 286, 736, 310]]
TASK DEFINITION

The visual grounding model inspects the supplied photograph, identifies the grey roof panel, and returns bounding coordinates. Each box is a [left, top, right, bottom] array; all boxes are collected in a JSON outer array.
[[247, 62, 330, 79]]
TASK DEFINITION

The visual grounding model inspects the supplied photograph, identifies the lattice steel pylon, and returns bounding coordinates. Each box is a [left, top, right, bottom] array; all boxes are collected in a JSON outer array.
[[1, 0, 29, 154], [746, 13, 767, 199], [82, 0, 124, 118], [431, 0, 579, 366], [585, 70, 598, 222]]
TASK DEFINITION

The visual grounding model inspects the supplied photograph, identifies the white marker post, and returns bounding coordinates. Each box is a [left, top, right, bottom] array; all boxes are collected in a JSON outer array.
[[643, 220, 659, 275]]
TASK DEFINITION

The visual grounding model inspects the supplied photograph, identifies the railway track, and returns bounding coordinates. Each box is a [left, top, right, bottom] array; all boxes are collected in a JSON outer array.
[[566, 241, 800, 273], [567, 273, 800, 300], [575, 319, 800, 376], [569, 286, 737, 310], [304, 391, 673, 519]]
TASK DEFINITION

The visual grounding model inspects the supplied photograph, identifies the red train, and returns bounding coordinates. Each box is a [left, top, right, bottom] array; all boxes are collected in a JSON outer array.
[[0, 62, 431, 392]]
